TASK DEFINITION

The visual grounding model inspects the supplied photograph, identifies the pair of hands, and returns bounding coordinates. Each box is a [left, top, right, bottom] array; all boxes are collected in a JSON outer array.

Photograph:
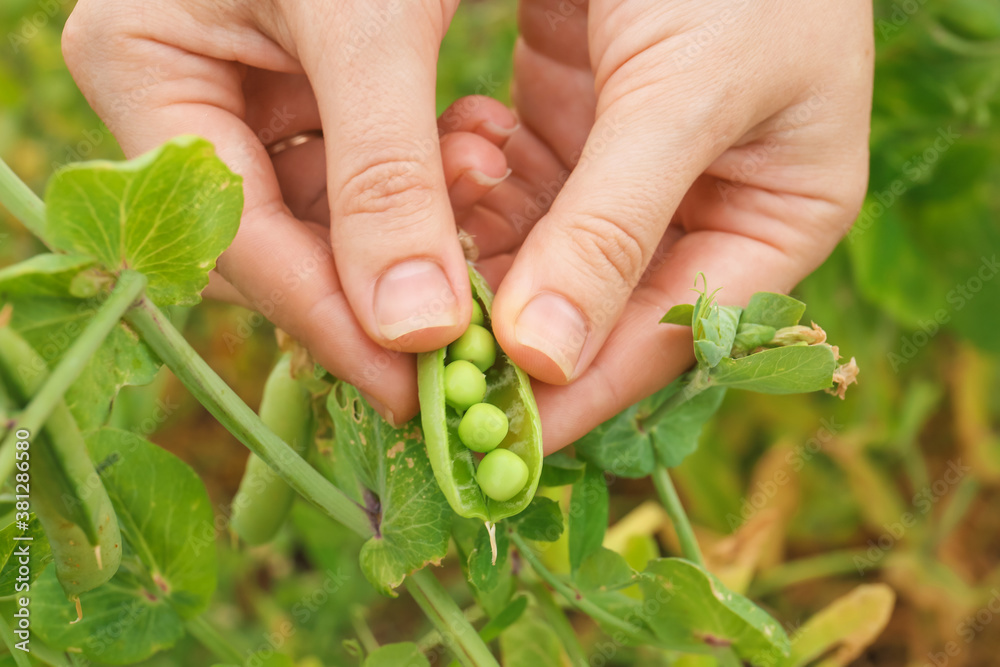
[[62, 0, 873, 452]]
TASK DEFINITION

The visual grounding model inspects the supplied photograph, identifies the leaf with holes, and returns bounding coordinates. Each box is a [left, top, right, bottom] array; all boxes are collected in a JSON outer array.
[[327, 382, 452, 596]]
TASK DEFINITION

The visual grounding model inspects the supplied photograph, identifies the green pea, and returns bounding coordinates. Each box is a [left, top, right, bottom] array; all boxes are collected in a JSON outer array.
[[471, 300, 484, 326], [418, 265, 542, 523], [458, 403, 509, 453], [449, 324, 496, 372], [477, 449, 529, 502], [443, 360, 487, 411]]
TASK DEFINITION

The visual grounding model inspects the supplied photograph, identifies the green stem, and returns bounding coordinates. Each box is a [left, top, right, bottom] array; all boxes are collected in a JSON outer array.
[[652, 465, 705, 567], [404, 569, 499, 667], [125, 299, 374, 539], [185, 616, 245, 665], [350, 606, 380, 655], [0, 611, 30, 667], [510, 532, 658, 645], [749, 549, 873, 597], [0, 270, 147, 482], [415, 605, 485, 654], [638, 368, 710, 431], [529, 581, 589, 667], [0, 157, 48, 244]]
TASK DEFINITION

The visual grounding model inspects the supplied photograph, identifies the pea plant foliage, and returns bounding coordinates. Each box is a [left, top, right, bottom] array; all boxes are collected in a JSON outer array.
[[0, 137, 888, 667]]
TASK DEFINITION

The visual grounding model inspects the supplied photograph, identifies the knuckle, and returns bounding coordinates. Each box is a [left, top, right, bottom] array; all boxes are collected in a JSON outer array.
[[337, 156, 436, 221], [60, 9, 89, 66], [565, 214, 647, 288]]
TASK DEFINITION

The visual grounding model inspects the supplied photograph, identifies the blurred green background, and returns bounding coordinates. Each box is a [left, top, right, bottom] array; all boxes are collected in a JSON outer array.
[[1, 0, 999, 665]]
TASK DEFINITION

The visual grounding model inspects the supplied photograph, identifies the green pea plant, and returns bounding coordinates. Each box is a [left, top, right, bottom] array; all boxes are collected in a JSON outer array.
[[0, 135, 890, 667]]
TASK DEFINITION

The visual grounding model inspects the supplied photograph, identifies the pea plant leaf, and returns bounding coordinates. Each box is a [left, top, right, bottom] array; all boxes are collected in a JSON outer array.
[[32, 565, 186, 665], [781, 584, 895, 667], [452, 516, 515, 617], [0, 515, 51, 597], [575, 379, 722, 476], [639, 558, 790, 661], [32, 428, 217, 664], [479, 594, 529, 643], [731, 323, 777, 358], [739, 292, 807, 329], [575, 547, 636, 593], [660, 303, 695, 326], [691, 282, 741, 368], [708, 345, 838, 394], [0, 253, 97, 298], [468, 522, 510, 594], [43, 136, 242, 306], [573, 400, 656, 479], [327, 382, 452, 597], [510, 497, 563, 542], [539, 451, 586, 487], [5, 295, 160, 433], [499, 604, 566, 667], [363, 643, 430, 667], [569, 463, 608, 573], [649, 385, 727, 468]]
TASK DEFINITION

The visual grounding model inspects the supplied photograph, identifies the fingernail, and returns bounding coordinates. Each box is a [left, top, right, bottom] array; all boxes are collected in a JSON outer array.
[[515, 293, 588, 381], [480, 119, 520, 139], [359, 390, 395, 426], [375, 260, 459, 341], [465, 168, 512, 188]]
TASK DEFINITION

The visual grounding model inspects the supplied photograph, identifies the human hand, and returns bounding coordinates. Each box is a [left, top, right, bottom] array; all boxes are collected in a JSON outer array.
[[61, 0, 517, 420], [457, 0, 874, 451]]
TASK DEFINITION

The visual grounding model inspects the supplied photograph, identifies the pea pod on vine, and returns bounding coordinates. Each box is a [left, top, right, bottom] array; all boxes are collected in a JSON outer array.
[[417, 265, 543, 532], [0, 327, 122, 605], [231, 353, 314, 546]]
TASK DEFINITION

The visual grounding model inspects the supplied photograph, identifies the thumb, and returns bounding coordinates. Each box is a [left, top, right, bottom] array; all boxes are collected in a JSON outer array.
[[492, 89, 747, 383], [287, 1, 472, 353]]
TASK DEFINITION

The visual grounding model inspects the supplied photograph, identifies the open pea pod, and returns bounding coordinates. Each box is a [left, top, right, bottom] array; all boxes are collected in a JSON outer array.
[[417, 265, 542, 522]]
